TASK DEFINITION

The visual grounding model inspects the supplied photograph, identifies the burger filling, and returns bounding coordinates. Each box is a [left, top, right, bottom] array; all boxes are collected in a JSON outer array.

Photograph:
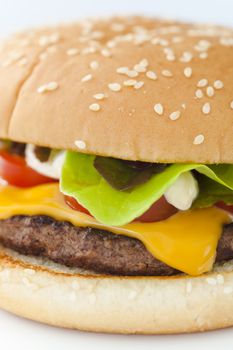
[[0, 140, 232, 276]]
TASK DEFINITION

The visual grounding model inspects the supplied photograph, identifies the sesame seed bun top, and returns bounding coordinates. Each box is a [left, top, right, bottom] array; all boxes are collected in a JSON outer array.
[[0, 17, 232, 163]]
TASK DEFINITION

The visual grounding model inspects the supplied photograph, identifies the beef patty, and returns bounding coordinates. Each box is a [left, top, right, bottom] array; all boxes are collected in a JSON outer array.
[[0, 215, 232, 276]]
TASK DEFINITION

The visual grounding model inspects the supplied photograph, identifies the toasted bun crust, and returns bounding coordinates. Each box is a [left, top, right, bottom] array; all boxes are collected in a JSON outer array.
[[0, 17, 232, 163], [0, 245, 233, 334]]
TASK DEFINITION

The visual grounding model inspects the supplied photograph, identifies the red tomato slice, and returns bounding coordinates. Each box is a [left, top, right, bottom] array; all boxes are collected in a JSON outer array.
[[0, 151, 55, 188], [136, 196, 178, 222], [65, 196, 91, 215], [65, 195, 178, 222], [216, 202, 233, 215]]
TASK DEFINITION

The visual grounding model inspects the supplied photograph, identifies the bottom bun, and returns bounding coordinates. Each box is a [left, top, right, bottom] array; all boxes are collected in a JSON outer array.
[[0, 244, 233, 334]]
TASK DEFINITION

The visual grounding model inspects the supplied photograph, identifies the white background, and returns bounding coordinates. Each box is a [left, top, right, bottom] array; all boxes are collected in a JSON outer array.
[[0, 0, 233, 35], [0, 0, 232, 349]]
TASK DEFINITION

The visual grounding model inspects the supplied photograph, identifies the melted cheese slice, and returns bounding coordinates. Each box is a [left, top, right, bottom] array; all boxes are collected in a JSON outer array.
[[0, 183, 230, 276]]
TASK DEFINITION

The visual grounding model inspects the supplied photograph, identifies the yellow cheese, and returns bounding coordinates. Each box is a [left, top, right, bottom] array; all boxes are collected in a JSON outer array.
[[0, 183, 230, 276]]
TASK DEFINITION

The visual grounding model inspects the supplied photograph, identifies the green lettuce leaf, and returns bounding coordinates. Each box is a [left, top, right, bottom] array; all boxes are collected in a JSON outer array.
[[60, 152, 196, 226], [193, 175, 233, 208], [60, 152, 233, 226], [196, 165, 233, 191]]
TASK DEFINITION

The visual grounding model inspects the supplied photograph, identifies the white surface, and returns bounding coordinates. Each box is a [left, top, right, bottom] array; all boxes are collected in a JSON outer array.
[[0, 307, 233, 350], [0, 311, 233, 350], [0, 0, 232, 348], [0, 0, 232, 35]]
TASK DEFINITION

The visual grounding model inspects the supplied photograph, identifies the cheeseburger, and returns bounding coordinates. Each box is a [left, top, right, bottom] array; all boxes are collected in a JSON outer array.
[[0, 17, 232, 334]]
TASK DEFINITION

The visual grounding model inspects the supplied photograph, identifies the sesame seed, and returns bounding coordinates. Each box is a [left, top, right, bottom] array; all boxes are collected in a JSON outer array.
[[195, 45, 207, 53], [66, 48, 79, 56], [197, 79, 208, 88], [81, 74, 92, 82], [139, 59, 149, 67], [101, 48, 111, 57], [90, 60, 99, 70], [220, 37, 233, 47], [127, 70, 139, 78], [38, 33, 60, 46], [230, 101, 233, 109], [75, 140, 86, 149], [169, 110, 181, 121], [150, 37, 159, 45], [162, 70, 173, 77], [134, 81, 144, 90], [214, 80, 224, 89], [92, 31, 104, 40], [146, 71, 157, 80], [37, 81, 59, 93], [184, 67, 192, 78], [89, 103, 100, 112], [164, 48, 173, 55], [81, 47, 97, 55], [193, 134, 205, 145], [134, 64, 146, 73], [172, 36, 182, 43], [197, 40, 211, 49], [93, 93, 105, 100], [159, 39, 169, 46], [199, 52, 208, 59], [206, 86, 215, 97], [166, 53, 176, 61], [108, 83, 122, 92], [180, 51, 193, 63], [154, 103, 164, 116], [117, 66, 129, 74], [107, 40, 116, 48], [123, 79, 137, 87], [181, 103, 186, 109], [223, 287, 233, 295], [195, 89, 204, 99], [202, 102, 211, 115]]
